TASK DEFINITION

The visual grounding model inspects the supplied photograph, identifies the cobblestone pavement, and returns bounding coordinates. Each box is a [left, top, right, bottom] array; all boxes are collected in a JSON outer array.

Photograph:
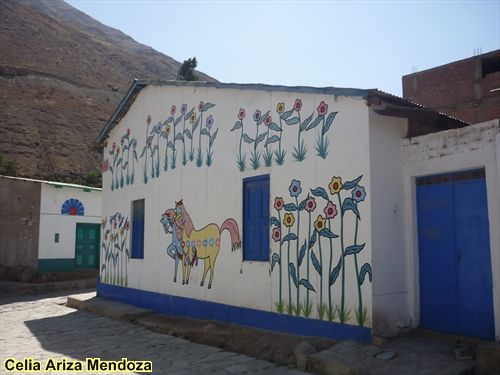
[[0, 292, 308, 375]]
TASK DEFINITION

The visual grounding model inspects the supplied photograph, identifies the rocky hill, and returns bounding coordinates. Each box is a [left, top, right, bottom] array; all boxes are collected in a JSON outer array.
[[0, 0, 214, 185]]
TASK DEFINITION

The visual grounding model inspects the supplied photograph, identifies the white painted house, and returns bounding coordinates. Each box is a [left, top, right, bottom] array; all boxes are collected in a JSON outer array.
[[0, 176, 102, 276], [96, 81, 499, 341]]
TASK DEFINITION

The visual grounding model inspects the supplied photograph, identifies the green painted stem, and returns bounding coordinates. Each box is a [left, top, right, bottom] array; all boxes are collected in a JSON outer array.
[[182, 118, 186, 160], [295, 196, 301, 312], [278, 210, 283, 303], [198, 112, 203, 151], [328, 218, 333, 315], [297, 111, 302, 152], [337, 192, 346, 319], [278, 117, 283, 154], [354, 215, 363, 323], [306, 212, 311, 308], [239, 121, 244, 161], [318, 231, 323, 308], [287, 227, 292, 309]]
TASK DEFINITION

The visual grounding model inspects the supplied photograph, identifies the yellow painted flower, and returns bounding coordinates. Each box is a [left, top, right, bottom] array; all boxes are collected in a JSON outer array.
[[116, 145, 120, 153], [328, 176, 343, 194], [166, 125, 171, 135], [190, 112, 197, 124], [283, 212, 295, 228], [276, 102, 285, 113], [314, 215, 326, 232], [120, 228, 125, 236]]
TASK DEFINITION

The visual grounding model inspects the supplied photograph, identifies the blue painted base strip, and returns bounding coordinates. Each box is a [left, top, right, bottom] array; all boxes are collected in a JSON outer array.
[[97, 279, 372, 342]]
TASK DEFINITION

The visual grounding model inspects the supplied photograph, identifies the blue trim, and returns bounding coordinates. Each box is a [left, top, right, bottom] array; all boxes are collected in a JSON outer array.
[[97, 279, 372, 342]]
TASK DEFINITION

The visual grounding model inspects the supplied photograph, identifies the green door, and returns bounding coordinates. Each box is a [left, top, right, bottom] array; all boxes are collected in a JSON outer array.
[[75, 223, 100, 269]]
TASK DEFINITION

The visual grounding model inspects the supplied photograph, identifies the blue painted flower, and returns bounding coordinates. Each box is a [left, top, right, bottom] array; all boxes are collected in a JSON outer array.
[[181, 104, 187, 114], [61, 199, 85, 216], [289, 179, 302, 197], [253, 110, 261, 122], [206, 115, 214, 129], [352, 185, 366, 202]]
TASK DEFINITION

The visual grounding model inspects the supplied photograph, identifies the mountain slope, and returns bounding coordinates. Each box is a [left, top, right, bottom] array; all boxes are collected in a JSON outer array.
[[0, 0, 214, 184]]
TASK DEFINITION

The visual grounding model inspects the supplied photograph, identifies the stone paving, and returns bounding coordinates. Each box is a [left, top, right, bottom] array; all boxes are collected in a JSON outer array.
[[0, 292, 308, 375]]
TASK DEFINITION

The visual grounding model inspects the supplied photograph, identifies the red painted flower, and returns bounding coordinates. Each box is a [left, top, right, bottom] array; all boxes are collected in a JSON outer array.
[[294, 99, 302, 112], [264, 114, 272, 126], [127, 128, 131, 135], [198, 101, 204, 111], [147, 115, 152, 126], [171, 105, 176, 115], [238, 108, 246, 120], [112, 142, 116, 150], [274, 197, 284, 211], [272, 227, 281, 242], [304, 195, 316, 213], [324, 201, 338, 219], [317, 101, 328, 116]]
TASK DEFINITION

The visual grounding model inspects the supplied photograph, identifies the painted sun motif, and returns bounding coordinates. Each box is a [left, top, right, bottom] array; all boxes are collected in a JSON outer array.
[[61, 199, 85, 216]]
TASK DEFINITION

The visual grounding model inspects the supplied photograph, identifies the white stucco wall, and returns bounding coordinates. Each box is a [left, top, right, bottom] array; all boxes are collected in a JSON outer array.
[[368, 111, 409, 337], [101, 84, 374, 327], [38, 183, 102, 260], [402, 120, 500, 340]]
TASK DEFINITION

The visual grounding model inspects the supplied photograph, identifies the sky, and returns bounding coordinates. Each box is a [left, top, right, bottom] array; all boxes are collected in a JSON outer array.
[[66, 0, 500, 96]]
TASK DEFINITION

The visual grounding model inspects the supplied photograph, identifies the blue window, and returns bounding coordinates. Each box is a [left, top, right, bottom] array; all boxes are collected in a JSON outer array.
[[131, 199, 145, 259], [243, 175, 270, 261]]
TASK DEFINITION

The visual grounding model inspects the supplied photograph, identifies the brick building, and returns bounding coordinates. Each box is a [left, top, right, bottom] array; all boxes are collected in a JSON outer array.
[[402, 49, 500, 124]]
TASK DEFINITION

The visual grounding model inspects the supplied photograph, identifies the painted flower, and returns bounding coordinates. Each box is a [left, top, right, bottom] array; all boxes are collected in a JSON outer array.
[[264, 114, 272, 126], [112, 142, 116, 150], [288, 179, 302, 197], [120, 228, 125, 236], [238, 108, 246, 120], [61, 198, 85, 216], [165, 125, 171, 135], [124, 221, 130, 230], [328, 176, 343, 194], [317, 101, 328, 116], [198, 101, 204, 111], [133, 140, 137, 149], [352, 185, 366, 202], [283, 212, 295, 227], [253, 109, 261, 122], [190, 112, 197, 124], [206, 115, 214, 129], [127, 128, 131, 135], [304, 195, 316, 213], [171, 105, 176, 115], [120, 138, 124, 145], [147, 115, 152, 126], [274, 197, 284, 211], [181, 104, 187, 114], [314, 215, 326, 232], [324, 201, 338, 219], [147, 140, 152, 147], [276, 102, 285, 113], [104, 233, 108, 240], [113, 220, 117, 229], [272, 227, 281, 242], [294, 99, 302, 112], [116, 145, 120, 153]]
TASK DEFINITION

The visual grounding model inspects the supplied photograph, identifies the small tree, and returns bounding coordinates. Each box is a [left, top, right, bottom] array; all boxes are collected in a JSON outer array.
[[0, 154, 16, 176], [178, 57, 199, 81]]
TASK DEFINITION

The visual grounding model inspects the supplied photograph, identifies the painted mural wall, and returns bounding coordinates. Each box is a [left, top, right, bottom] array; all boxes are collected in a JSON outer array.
[[101, 85, 373, 328], [38, 183, 102, 262]]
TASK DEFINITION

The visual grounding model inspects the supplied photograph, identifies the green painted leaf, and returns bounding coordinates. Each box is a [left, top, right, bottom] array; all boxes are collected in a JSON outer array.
[[209, 128, 218, 148], [166, 116, 174, 124], [345, 243, 365, 256], [300, 112, 314, 132], [184, 108, 194, 120], [270, 216, 280, 227], [323, 111, 338, 135], [359, 263, 372, 285], [265, 135, 280, 147], [201, 128, 210, 136], [299, 278, 316, 292], [167, 141, 174, 148], [298, 240, 307, 266], [281, 108, 294, 120], [133, 150, 138, 162], [255, 132, 267, 146], [342, 198, 360, 219], [271, 253, 280, 272], [202, 102, 215, 112], [122, 161, 128, 168], [298, 197, 308, 211], [152, 145, 159, 154], [139, 146, 147, 158], [281, 233, 298, 245], [174, 115, 183, 127], [329, 258, 342, 286], [284, 203, 297, 211], [268, 122, 282, 132], [175, 133, 184, 141], [342, 175, 363, 190], [184, 129, 192, 139], [311, 250, 322, 275], [289, 263, 298, 287], [242, 133, 254, 143], [310, 187, 329, 200], [306, 116, 322, 131], [320, 228, 338, 238], [309, 230, 317, 249], [193, 117, 201, 132], [285, 116, 299, 125], [231, 121, 243, 131]]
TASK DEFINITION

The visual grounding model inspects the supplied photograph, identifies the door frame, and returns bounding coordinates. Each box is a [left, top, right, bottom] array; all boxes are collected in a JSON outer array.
[[403, 160, 499, 341]]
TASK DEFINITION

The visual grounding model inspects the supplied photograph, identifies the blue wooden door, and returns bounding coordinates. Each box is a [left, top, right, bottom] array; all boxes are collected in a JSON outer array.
[[417, 169, 494, 339]]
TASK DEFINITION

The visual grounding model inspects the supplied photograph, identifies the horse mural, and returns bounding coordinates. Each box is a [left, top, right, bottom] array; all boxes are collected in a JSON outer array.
[[163, 199, 241, 289]]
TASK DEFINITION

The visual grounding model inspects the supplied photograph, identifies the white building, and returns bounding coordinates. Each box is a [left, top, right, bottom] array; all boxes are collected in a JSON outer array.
[[96, 80, 499, 341], [0, 176, 102, 277]]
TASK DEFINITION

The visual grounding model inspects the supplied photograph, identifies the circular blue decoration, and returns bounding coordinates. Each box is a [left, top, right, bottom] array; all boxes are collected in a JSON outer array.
[[61, 198, 85, 216], [209, 238, 214, 246], [203, 239, 208, 247]]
